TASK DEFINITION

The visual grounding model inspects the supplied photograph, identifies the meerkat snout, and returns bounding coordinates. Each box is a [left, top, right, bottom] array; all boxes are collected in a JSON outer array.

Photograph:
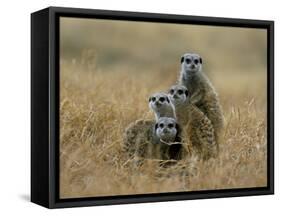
[[180, 53, 203, 75]]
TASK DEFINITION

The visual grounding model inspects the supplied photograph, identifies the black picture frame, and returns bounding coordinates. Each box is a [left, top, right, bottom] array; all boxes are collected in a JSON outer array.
[[31, 6, 274, 209]]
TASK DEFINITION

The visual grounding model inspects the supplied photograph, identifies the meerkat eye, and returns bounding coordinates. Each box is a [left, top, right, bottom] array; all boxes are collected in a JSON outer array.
[[169, 89, 174, 94], [159, 123, 164, 128], [151, 97, 156, 102], [178, 89, 183, 95], [159, 97, 165, 103], [185, 58, 191, 64], [168, 123, 174, 128], [194, 59, 199, 65]]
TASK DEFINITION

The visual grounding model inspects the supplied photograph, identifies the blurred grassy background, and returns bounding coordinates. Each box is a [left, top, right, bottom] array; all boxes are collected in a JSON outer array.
[[61, 17, 266, 73], [59, 17, 267, 198]]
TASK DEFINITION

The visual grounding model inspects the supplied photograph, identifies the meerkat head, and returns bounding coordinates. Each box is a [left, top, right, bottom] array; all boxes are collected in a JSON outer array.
[[155, 117, 179, 143], [168, 85, 189, 106], [148, 92, 175, 119], [180, 53, 202, 76]]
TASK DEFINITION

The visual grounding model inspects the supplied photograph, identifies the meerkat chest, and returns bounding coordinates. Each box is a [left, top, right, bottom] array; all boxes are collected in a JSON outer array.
[[195, 92, 217, 115], [148, 140, 176, 160], [177, 110, 190, 127]]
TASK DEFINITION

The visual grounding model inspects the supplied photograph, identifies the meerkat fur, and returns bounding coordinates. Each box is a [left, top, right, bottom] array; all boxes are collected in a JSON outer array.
[[179, 53, 225, 148], [169, 84, 218, 159], [123, 117, 184, 161], [148, 92, 176, 121]]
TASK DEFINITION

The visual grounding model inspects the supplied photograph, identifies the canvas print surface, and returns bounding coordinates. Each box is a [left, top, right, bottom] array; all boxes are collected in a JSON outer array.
[[59, 17, 267, 198]]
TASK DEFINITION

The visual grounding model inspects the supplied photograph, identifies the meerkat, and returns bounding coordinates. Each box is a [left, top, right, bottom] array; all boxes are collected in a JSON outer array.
[[168, 84, 218, 159], [123, 117, 183, 161], [148, 92, 176, 121], [179, 53, 224, 147]]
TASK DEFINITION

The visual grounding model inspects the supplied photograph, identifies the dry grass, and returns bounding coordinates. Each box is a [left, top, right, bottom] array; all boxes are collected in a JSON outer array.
[[59, 58, 267, 198], [59, 17, 267, 198]]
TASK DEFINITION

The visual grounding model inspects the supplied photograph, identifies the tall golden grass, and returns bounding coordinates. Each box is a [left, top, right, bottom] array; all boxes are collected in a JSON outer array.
[[59, 59, 267, 198], [59, 18, 267, 198]]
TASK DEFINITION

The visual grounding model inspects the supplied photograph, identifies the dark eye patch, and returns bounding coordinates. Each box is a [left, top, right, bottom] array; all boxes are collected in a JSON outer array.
[[159, 123, 164, 128], [185, 58, 191, 64], [178, 89, 183, 95], [168, 123, 174, 128], [169, 89, 174, 94], [151, 97, 156, 102], [194, 59, 199, 65], [159, 97, 165, 102]]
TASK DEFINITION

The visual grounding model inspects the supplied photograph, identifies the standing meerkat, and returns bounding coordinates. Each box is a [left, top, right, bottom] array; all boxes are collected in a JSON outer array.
[[179, 53, 224, 147], [123, 117, 183, 161], [168, 84, 218, 159], [148, 92, 176, 121]]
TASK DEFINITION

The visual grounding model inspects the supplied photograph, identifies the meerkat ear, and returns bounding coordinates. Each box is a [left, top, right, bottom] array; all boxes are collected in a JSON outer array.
[[175, 123, 182, 142], [199, 57, 202, 64], [148, 97, 151, 102], [181, 56, 184, 63], [166, 97, 170, 103], [185, 90, 189, 97], [154, 123, 158, 131], [176, 123, 181, 133]]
